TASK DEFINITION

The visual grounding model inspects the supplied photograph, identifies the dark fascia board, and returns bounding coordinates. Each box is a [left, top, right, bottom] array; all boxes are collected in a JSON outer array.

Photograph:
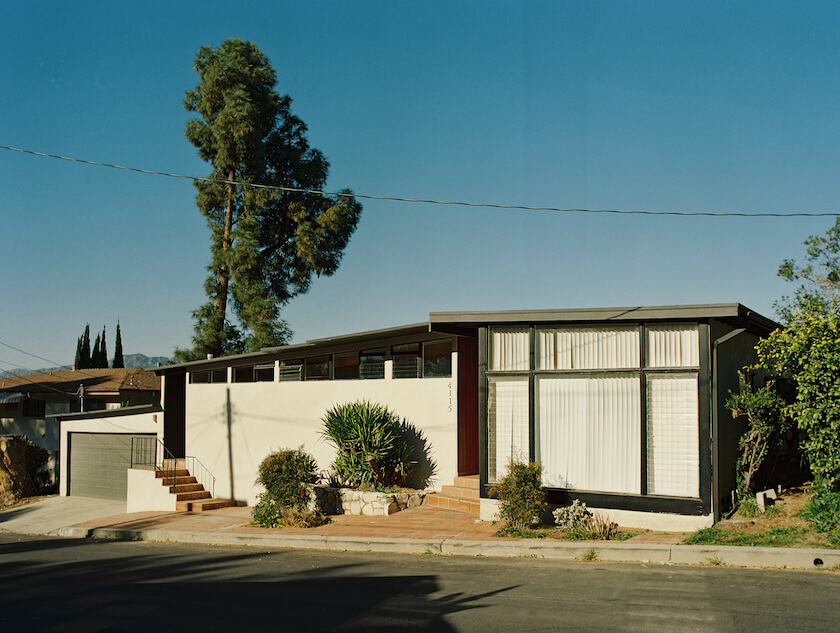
[[152, 344, 314, 375], [53, 403, 163, 421], [295, 322, 431, 348], [430, 303, 780, 333], [153, 323, 432, 374]]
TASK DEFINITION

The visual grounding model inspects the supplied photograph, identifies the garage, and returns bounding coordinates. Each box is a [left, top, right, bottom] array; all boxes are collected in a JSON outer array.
[[68, 432, 156, 501]]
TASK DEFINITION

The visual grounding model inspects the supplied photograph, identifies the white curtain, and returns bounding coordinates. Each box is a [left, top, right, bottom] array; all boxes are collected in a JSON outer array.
[[489, 328, 530, 371], [646, 324, 699, 368], [538, 327, 639, 370], [537, 376, 641, 494], [488, 377, 530, 481], [646, 374, 699, 497]]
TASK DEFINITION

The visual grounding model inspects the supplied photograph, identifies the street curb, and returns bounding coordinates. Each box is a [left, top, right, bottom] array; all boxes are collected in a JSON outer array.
[[57, 525, 840, 570]]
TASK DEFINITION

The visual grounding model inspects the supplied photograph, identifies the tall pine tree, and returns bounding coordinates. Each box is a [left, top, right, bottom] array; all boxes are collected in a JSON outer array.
[[176, 38, 362, 360]]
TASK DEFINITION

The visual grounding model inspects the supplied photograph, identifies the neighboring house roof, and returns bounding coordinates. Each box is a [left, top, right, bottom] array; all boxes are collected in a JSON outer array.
[[0, 369, 160, 398], [153, 303, 779, 374]]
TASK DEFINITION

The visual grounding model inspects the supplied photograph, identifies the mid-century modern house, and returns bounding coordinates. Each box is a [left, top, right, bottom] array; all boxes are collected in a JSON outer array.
[[58, 304, 778, 530]]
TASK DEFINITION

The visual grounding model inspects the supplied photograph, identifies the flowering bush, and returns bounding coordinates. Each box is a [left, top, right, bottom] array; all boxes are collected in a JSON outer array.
[[256, 448, 318, 511], [553, 499, 591, 531], [554, 499, 619, 540]]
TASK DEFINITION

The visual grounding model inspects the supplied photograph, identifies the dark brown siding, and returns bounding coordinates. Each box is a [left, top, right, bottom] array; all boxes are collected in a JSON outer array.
[[457, 336, 479, 475], [163, 372, 186, 458]]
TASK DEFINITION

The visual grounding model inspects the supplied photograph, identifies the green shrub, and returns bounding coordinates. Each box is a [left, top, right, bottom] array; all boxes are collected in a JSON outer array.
[[256, 448, 318, 511], [252, 492, 284, 527], [491, 460, 547, 530], [553, 499, 619, 540], [321, 401, 415, 488], [24, 441, 52, 494], [252, 493, 330, 528], [798, 491, 840, 545]]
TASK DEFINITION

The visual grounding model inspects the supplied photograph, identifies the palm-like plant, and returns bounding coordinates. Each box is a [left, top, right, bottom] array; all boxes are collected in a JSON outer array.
[[321, 401, 415, 488]]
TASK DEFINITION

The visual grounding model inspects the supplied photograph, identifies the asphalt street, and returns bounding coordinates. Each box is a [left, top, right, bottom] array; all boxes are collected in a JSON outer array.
[[1, 532, 838, 633]]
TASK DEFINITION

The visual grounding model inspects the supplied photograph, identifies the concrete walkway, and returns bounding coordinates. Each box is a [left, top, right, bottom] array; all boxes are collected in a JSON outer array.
[[2, 496, 839, 571]]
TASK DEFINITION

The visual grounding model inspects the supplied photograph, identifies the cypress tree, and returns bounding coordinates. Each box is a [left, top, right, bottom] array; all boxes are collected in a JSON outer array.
[[92, 334, 101, 368], [112, 322, 125, 369], [99, 325, 108, 369], [75, 324, 92, 369]]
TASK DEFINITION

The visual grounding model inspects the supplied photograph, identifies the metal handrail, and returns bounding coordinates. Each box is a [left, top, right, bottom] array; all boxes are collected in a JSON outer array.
[[130, 437, 216, 498]]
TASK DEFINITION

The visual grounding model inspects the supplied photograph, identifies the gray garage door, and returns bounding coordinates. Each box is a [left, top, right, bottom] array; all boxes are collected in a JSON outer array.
[[68, 432, 156, 501]]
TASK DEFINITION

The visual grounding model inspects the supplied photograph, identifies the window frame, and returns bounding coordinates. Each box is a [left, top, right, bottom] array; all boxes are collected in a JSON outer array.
[[485, 323, 704, 503]]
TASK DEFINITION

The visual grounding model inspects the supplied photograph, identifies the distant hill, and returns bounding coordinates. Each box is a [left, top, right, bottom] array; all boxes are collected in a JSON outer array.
[[122, 353, 173, 369]]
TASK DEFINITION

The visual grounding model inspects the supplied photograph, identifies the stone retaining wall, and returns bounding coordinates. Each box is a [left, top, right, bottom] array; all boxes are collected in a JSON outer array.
[[309, 485, 426, 517]]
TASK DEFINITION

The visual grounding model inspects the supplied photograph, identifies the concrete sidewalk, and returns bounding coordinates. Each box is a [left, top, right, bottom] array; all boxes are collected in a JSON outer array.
[[3, 497, 839, 571]]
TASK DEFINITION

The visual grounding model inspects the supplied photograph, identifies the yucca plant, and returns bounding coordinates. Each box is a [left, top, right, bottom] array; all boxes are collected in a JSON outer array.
[[321, 401, 415, 488]]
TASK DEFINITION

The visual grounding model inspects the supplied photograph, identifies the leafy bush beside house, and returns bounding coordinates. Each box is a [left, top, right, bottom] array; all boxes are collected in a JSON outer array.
[[321, 401, 416, 489], [726, 380, 794, 501], [491, 460, 547, 532]]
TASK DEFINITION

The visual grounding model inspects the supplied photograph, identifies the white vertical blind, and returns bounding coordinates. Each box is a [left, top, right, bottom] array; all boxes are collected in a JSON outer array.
[[646, 324, 699, 368], [537, 376, 641, 494], [538, 327, 639, 370], [489, 328, 530, 371], [488, 376, 530, 481], [646, 374, 699, 497]]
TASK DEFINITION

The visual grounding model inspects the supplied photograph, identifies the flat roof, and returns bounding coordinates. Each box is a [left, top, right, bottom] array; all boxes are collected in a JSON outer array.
[[429, 303, 779, 332], [154, 303, 779, 374]]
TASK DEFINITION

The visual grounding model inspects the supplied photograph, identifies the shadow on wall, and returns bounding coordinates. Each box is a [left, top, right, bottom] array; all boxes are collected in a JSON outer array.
[[401, 421, 437, 490]]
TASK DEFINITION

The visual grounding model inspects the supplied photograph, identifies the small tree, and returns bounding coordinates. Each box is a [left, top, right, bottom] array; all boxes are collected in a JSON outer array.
[[726, 381, 791, 500]]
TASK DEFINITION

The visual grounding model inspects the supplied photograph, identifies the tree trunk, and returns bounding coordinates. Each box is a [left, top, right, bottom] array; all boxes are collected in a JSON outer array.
[[213, 175, 236, 355]]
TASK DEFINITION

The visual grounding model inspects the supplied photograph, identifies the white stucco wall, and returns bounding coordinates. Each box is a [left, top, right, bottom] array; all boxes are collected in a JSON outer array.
[[59, 410, 163, 496], [184, 372, 458, 507]]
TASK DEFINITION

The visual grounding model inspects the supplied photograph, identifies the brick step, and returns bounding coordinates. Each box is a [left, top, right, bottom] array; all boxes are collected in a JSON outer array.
[[156, 469, 191, 479], [425, 494, 480, 515], [175, 490, 212, 502], [161, 458, 188, 469], [169, 483, 205, 494], [158, 476, 198, 486], [453, 475, 480, 490], [176, 498, 237, 513], [439, 484, 481, 500]]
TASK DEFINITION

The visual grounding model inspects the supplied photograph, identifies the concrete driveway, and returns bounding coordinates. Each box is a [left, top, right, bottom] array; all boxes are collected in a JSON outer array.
[[0, 496, 126, 536]]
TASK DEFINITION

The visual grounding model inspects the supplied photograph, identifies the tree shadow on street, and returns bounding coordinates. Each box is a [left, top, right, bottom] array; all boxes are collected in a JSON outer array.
[[0, 536, 517, 632]]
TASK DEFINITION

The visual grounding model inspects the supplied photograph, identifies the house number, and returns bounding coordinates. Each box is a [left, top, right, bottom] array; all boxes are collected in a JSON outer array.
[[448, 382, 452, 412]]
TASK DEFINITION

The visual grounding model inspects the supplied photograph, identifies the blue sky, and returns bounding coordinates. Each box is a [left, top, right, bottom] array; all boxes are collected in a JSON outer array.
[[3, 1, 839, 369]]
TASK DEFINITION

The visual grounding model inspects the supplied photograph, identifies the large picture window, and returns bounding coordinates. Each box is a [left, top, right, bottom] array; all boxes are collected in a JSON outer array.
[[487, 323, 701, 498], [537, 376, 641, 494]]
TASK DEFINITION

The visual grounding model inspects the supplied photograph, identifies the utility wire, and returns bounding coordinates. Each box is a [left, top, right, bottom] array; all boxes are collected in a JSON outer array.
[[0, 339, 67, 369], [3, 144, 839, 218]]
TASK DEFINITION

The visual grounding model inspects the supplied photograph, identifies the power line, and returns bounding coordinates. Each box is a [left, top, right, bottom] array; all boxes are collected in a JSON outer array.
[[0, 339, 66, 369], [3, 144, 838, 218]]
